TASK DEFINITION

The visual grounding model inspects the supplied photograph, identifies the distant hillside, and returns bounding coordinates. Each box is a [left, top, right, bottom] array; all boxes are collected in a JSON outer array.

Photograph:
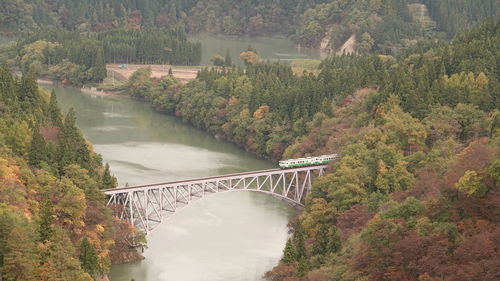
[[293, 0, 499, 53], [1, 0, 498, 54]]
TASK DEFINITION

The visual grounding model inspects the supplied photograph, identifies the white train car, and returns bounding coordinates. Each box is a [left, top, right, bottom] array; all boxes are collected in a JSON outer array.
[[279, 154, 339, 169]]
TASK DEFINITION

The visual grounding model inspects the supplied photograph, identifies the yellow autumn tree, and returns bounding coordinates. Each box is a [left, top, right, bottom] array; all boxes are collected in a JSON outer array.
[[253, 105, 269, 119]]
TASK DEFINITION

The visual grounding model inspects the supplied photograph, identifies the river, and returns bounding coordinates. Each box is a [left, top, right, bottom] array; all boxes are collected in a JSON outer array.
[[188, 34, 323, 65], [46, 85, 296, 281]]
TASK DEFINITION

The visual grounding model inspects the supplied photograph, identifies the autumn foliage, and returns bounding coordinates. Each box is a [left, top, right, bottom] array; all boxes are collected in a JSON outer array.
[[0, 68, 138, 280], [264, 22, 500, 281]]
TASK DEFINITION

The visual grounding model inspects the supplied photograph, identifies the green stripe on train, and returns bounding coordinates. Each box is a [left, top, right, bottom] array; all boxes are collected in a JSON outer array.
[[281, 160, 330, 168]]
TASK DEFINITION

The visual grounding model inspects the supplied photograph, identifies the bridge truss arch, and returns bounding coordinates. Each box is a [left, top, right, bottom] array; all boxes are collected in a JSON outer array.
[[104, 165, 327, 233]]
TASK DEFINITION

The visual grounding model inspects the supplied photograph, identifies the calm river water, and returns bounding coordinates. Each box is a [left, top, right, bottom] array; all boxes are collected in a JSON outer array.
[[46, 85, 295, 281], [188, 34, 323, 65]]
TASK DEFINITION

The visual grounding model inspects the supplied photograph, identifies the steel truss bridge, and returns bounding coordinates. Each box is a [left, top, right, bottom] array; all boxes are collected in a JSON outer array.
[[103, 165, 327, 233]]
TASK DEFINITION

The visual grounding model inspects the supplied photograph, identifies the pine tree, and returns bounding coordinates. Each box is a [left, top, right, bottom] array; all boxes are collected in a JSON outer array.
[[281, 238, 297, 265], [58, 108, 80, 172], [327, 226, 341, 254], [93, 47, 107, 82], [0, 67, 19, 110], [312, 224, 330, 256], [294, 222, 306, 259], [101, 163, 117, 189], [39, 193, 54, 244], [29, 126, 48, 168], [319, 98, 332, 116], [19, 70, 40, 109], [75, 141, 93, 172], [48, 90, 62, 127], [438, 61, 447, 77], [79, 237, 100, 277], [297, 256, 309, 277], [168, 67, 173, 76]]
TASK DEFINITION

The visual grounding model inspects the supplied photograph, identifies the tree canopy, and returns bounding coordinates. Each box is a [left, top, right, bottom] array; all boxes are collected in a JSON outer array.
[[0, 67, 142, 280], [113, 20, 499, 281]]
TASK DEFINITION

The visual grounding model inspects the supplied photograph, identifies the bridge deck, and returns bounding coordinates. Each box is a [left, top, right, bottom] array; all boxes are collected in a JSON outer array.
[[103, 164, 329, 233], [103, 165, 327, 195]]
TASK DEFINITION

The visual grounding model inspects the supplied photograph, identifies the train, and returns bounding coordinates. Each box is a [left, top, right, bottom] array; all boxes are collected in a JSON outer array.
[[279, 154, 340, 169]]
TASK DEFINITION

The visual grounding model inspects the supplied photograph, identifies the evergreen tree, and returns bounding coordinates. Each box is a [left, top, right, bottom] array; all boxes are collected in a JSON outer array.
[[58, 107, 80, 172], [48, 90, 62, 127], [327, 227, 341, 254], [29, 126, 48, 168], [297, 256, 309, 277], [294, 222, 306, 259], [312, 224, 330, 256], [93, 47, 107, 82], [101, 163, 117, 189], [38, 192, 54, 244], [0, 67, 19, 111], [281, 238, 297, 265], [438, 61, 447, 77], [75, 141, 93, 172], [79, 237, 100, 277], [19, 70, 43, 111]]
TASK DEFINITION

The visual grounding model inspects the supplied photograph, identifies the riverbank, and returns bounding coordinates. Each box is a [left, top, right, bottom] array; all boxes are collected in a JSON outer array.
[[36, 76, 131, 99], [80, 86, 128, 98], [36, 78, 55, 85], [107, 64, 200, 84]]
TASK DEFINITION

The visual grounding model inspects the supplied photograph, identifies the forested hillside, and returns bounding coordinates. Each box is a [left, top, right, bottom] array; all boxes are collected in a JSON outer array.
[[0, 69, 143, 280], [126, 20, 498, 160], [1, 0, 498, 54], [293, 0, 499, 53], [118, 20, 499, 280], [422, 0, 499, 37], [97, 28, 201, 65], [266, 21, 500, 281], [0, 27, 201, 85], [13, 29, 108, 85]]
